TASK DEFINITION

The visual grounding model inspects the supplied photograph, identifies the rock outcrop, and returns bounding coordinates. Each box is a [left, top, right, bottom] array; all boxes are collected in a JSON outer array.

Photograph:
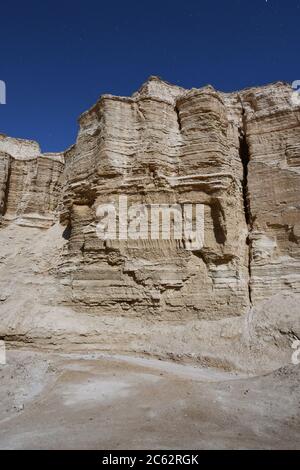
[[0, 135, 64, 228], [59, 78, 249, 320], [0, 77, 299, 372], [241, 85, 300, 301]]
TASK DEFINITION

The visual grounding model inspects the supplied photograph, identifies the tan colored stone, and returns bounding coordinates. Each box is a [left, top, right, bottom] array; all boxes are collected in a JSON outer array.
[[0, 135, 64, 228]]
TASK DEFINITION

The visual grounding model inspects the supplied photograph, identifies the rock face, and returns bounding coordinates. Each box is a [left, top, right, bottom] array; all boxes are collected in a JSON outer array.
[[0, 135, 64, 228], [60, 79, 249, 320], [241, 85, 300, 301], [0, 77, 299, 372]]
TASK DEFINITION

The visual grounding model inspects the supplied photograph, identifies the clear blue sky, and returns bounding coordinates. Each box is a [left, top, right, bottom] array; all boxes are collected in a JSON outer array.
[[0, 0, 298, 152]]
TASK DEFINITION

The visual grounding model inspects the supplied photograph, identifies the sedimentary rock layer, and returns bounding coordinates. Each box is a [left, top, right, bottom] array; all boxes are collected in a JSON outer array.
[[0, 135, 64, 228], [240, 84, 300, 301], [58, 78, 250, 320]]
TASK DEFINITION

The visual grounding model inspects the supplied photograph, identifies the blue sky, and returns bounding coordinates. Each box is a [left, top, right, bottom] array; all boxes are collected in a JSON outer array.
[[0, 0, 298, 152]]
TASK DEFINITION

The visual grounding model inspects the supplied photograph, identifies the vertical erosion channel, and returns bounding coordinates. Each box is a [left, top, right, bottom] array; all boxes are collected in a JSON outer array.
[[239, 109, 253, 305]]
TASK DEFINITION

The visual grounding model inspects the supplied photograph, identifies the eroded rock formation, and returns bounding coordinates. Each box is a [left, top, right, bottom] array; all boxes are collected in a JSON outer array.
[[0, 135, 64, 228], [0, 77, 299, 371]]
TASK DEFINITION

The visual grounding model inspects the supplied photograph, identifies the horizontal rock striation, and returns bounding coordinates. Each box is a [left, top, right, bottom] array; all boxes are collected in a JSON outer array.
[[0, 135, 64, 228], [240, 84, 300, 301], [59, 78, 249, 319]]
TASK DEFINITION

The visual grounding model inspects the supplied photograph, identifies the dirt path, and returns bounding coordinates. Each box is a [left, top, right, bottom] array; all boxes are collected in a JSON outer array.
[[0, 350, 299, 449]]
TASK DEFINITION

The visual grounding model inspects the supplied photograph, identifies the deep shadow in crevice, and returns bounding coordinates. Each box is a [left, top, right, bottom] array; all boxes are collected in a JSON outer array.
[[62, 222, 72, 240], [239, 117, 251, 226], [211, 200, 227, 244], [175, 104, 182, 131], [2, 158, 12, 217], [238, 109, 253, 304]]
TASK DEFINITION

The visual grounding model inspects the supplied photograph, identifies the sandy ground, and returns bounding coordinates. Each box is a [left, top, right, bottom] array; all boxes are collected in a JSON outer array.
[[0, 349, 299, 450]]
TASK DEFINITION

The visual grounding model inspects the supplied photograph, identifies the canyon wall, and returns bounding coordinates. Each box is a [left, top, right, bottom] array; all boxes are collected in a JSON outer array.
[[0, 135, 64, 228], [0, 78, 299, 371]]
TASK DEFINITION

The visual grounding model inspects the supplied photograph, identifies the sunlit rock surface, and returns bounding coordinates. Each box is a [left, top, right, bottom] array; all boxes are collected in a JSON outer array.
[[0, 135, 64, 228]]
